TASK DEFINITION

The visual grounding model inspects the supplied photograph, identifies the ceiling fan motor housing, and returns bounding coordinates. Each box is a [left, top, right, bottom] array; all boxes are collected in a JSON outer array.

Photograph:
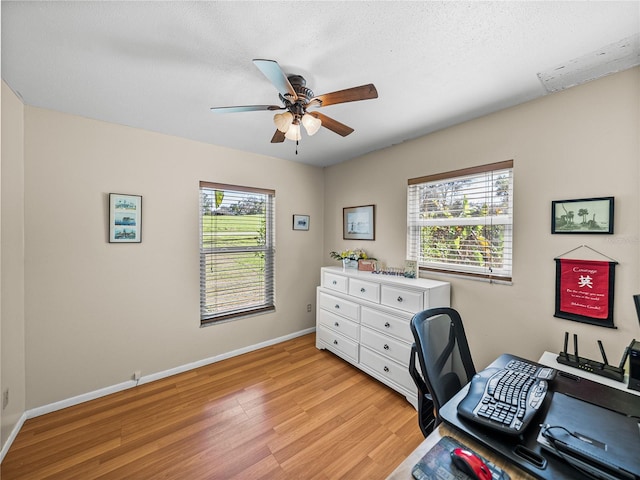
[[285, 74, 315, 105]]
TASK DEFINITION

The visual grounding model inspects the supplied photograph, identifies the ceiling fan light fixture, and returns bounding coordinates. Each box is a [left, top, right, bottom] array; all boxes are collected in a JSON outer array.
[[213, 60, 377, 146], [301, 113, 322, 136], [273, 111, 293, 132], [284, 121, 301, 141]]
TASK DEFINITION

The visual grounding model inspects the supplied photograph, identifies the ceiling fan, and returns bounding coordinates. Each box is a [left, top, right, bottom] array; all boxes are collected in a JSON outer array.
[[210, 59, 378, 144]]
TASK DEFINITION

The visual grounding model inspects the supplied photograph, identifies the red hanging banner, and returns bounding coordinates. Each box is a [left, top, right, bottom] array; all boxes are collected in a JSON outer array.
[[554, 258, 615, 328]]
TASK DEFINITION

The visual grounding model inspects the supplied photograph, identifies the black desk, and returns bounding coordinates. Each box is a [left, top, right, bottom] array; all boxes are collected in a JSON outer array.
[[439, 353, 640, 480], [386, 422, 537, 479]]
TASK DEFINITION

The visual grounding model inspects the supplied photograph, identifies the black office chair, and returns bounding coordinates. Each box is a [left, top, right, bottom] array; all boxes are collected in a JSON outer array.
[[409, 307, 476, 437]]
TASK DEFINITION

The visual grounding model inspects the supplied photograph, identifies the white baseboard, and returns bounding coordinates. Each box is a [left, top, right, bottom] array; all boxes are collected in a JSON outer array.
[[1, 327, 316, 463], [0, 412, 27, 463], [25, 380, 135, 419], [137, 327, 315, 385]]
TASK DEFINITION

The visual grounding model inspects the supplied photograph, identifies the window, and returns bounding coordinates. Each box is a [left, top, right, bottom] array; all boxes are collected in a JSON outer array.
[[407, 160, 513, 282], [199, 182, 275, 325]]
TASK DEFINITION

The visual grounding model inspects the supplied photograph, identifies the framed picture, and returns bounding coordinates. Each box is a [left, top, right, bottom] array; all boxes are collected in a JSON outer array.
[[358, 259, 377, 271], [551, 197, 614, 234], [343, 205, 375, 240], [404, 260, 418, 278], [292, 214, 309, 231], [109, 193, 142, 243]]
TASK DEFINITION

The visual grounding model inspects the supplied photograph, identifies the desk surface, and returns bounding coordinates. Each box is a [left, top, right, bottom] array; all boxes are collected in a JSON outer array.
[[387, 351, 639, 480], [386, 423, 536, 479]]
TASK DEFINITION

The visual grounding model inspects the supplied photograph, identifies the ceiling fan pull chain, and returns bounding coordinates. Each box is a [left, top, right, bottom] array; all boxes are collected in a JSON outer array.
[[295, 140, 298, 155]]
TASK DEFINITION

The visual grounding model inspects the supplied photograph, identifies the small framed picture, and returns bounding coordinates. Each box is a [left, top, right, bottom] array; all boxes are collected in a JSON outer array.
[[343, 205, 375, 240], [404, 260, 418, 278], [292, 214, 310, 231], [551, 197, 614, 234], [358, 259, 377, 271], [109, 193, 142, 243]]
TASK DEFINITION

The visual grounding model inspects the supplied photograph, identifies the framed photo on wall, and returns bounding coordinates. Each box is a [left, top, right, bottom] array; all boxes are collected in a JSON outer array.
[[343, 204, 375, 240], [292, 214, 310, 231], [109, 193, 142, 243], [551, 196, 614, 234]]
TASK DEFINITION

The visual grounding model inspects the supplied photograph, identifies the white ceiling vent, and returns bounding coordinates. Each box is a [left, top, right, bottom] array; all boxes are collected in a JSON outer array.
[[538, 35, 640, 93]]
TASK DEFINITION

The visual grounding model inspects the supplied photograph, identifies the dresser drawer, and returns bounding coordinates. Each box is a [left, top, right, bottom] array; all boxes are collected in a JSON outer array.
[[318, 310, 359, 341], [317, 325, 359, 363], [348, 278, 380, 303], [318, 291, 359, 321], [323, 271, 348, 293], [360, 306, 413, 343], [360, 346, 415, 392], [381, 285, 423, 313], [317, 266, 449, 408], [360, 326, 412, 366]]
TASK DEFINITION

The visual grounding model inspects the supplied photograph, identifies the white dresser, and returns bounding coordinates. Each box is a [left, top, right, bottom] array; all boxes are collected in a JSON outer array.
[[316, 266, 450, 408]]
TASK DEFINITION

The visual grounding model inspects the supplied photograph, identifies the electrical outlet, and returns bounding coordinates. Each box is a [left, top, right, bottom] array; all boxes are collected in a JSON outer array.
[[2, 389, 9, 410], [307, 304, 312, 312], [133, 371, 142, 381]]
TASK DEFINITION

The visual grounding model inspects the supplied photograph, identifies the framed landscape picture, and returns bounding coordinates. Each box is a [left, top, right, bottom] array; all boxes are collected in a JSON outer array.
[[551, 197, 614, 234], [109, 193, 142, 243], [343, 205, 375, 240]]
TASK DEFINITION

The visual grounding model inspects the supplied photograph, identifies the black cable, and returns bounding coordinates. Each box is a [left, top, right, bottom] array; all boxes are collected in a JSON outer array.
[[540, 424, 604, 480], [541, 424, 579, 441]]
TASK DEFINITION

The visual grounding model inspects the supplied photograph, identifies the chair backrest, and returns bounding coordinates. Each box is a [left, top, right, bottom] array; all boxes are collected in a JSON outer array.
[[409, 307, 476, 434]]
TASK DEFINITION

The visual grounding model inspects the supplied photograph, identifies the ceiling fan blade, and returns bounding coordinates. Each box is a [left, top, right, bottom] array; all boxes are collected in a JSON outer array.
[[253, 59, 297, 100], [312, 84, 378, 108], [309, 112, 354, 137], [271, 129, 286, 143], [210, 105, 283, 114]]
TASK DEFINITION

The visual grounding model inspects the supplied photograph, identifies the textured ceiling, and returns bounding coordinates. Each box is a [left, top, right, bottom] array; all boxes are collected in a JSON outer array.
[[2, 1, 639, 167]]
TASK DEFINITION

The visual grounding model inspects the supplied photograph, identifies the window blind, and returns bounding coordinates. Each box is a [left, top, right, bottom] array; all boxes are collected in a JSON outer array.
[[199, 182, 275, 324], [407, 161, 513, 281]]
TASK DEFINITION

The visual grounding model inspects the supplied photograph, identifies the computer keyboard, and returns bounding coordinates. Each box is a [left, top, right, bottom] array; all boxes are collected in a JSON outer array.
[[457, 358, 556, 435]]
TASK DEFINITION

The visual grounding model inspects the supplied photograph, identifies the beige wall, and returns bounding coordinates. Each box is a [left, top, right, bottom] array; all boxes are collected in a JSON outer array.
[[1, 67, 639, 456], [22, 107, 324, 409], [324, 68, 640, 370], [1, 82, 27, 448]]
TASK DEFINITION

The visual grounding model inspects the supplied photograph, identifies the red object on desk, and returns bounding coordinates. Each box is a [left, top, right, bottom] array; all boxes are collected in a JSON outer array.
[[451, 447, 492, 480]]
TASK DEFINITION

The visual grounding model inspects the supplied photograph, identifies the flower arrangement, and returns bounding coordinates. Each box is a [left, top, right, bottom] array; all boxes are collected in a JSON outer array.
[[329, 248, 375, 261]]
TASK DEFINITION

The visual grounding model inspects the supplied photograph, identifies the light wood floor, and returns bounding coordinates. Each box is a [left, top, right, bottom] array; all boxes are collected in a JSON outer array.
[[1, 333, 424, 479]]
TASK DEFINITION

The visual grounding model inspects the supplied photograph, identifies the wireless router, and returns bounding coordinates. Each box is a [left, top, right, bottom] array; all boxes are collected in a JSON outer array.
[[556, 332, 626, 382]]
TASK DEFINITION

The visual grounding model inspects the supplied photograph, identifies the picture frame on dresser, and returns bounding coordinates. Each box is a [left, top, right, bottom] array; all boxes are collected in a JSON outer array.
[[343, 204, 375, 240]]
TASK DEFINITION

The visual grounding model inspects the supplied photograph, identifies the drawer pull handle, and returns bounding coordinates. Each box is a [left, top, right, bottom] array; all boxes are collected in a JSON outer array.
[[383, 344, 389, 350], [383, 366, 389, 373], [384, 322, 391, 328], [397, 296, 403, 302], [332, 280, 337, 285], [333, 340, 338, 345], [360, 288, 366, 293], [334, 304, 340, 309], [334, 322, 340, 327]]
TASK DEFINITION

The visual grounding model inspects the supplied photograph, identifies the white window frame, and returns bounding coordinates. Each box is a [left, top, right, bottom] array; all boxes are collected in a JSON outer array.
[[407, 160, 513, 282], [199, 182, 275, 325]]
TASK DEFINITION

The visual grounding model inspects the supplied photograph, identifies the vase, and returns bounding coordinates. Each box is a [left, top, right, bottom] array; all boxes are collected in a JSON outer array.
[[342, 259, 358, 270]]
